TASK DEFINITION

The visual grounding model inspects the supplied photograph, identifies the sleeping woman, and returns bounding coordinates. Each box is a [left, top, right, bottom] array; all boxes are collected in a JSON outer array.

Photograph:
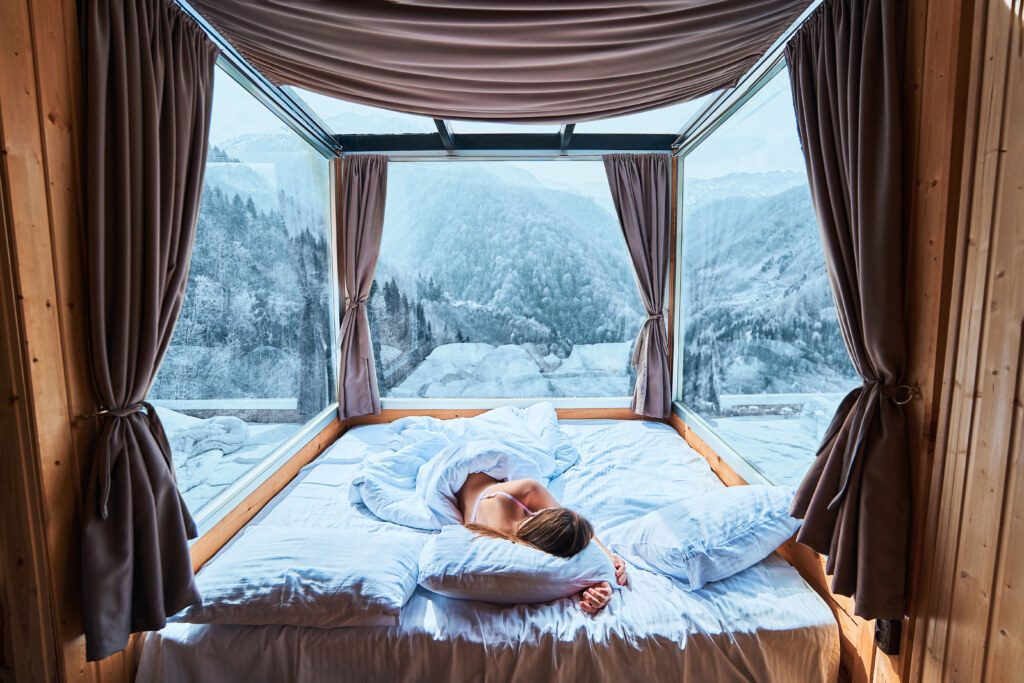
[[456, 473, 629, 614]]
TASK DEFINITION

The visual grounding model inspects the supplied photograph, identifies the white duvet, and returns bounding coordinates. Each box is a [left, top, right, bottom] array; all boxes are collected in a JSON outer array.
[[349, 402, 580, 529]]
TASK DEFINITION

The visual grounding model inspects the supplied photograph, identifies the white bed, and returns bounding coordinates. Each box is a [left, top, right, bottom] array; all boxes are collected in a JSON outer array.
[[139, 420, 839, 683]]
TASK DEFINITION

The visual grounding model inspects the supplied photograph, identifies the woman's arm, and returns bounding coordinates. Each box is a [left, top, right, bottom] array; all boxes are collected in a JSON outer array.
[[592, 536, 629, 587]]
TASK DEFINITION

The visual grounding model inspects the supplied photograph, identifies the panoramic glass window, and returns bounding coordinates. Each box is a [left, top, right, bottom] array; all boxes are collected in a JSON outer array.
[[574, 92, 718, 133], [151, 68, 336, 516], [291, 87, 435, 134], [369, 160, 644, 399], [679, 66, 859, 486]]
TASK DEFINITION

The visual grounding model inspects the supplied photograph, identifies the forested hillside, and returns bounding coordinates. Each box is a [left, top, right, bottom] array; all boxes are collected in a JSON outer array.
[[151, 146, 334, 417]]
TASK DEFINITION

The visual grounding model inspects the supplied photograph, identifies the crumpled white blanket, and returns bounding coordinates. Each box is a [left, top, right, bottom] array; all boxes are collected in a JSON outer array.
[[169, 415, 249, 457], [349, 402, 580, 530]]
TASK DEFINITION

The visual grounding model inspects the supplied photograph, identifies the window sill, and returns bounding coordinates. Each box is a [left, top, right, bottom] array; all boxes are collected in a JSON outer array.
[[671, 402, 771, 486], [189, 402, 339, 537], [380, 397, 633, 410]]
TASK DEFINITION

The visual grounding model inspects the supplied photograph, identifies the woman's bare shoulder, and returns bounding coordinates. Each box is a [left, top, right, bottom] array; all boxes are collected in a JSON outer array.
[[492, 478, 542, 497]]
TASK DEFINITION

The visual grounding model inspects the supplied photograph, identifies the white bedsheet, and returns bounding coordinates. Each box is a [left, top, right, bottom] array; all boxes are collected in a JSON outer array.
[[140, 419, 839, 683]]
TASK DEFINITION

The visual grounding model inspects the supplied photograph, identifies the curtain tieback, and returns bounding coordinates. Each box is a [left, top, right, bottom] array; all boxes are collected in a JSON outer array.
[[825, 379, 919, 510], [83, 401, 174, 520], [344, 296, 367, 312], [875, 382, 918, 405], [632, 312, 665, 364], [630, 311, 666, 413]]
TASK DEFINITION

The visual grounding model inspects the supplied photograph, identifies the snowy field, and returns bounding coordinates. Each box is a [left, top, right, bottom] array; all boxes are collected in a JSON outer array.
[[699, 393, 847, 486], [155, 406, 301, 514], [387, 342, 633, 398]]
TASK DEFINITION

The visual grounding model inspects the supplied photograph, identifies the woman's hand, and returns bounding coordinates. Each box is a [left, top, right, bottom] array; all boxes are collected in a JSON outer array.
[[612, 554, 629, 586], [579, 581, 612, 615]]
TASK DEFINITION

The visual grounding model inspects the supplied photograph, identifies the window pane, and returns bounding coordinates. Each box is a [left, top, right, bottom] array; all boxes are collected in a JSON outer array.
[[574, 93, 718, 134], [151, 68, 336, 517], [290, 87, 435, 134], [679, 67, 859, 486], [370, 161, 643, 399]]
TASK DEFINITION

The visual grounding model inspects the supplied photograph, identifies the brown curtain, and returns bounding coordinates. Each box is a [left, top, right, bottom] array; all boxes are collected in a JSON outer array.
[[80, 0, 217, 661], [338, 155, 388, 418], [786, 0, 910, 619], [604, 154, 672, 419], [187, 0, 810, 123]]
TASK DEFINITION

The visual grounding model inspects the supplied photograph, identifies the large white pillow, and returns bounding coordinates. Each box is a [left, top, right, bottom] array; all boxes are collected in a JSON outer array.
[[177, 525, 425, 628], [418, 525, 616, 604], [604, 485, 799, 590]]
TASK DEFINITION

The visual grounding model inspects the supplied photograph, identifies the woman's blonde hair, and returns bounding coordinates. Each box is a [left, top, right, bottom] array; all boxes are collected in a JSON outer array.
[[466, 507, 593, 558]]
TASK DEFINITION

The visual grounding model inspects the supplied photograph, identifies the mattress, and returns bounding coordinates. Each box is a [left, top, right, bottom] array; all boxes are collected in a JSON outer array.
[[139, 419, 839, 683]]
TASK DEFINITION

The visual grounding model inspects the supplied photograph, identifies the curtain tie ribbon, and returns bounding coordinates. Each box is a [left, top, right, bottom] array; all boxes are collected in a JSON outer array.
[[630, 311, 666, 413], [825, 379, 918, 511], [344, 296, 367, 312], [84, 401, 174, 521]]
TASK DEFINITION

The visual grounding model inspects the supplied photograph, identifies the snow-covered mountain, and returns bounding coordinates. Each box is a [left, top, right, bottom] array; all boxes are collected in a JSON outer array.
[[681, 173, 858, 410], [373, 162, 643, 353]]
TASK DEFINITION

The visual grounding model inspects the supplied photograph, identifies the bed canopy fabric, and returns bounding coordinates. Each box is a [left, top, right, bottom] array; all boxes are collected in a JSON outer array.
[[185, 0, 811, 123], [80, 0, 217, 661], [786, 0, 911, 619]]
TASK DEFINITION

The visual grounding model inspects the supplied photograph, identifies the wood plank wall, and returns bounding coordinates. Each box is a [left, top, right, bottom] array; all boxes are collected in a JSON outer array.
[[909, 0, 1024, 679]]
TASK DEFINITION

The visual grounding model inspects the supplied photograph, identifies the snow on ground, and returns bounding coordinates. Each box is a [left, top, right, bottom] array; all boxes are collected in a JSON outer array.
[[387, 342, 633, 398], [701, 392, 848, 486], [155, 406, 302, 515]]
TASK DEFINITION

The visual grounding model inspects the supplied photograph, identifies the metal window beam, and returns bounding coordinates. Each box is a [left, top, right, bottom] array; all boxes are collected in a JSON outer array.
[[176, 0, 341, 157], [559, 123, 575, 152], [433, 118, 455, 152], [671, 0, 823, 155], [336, 132, 674, 156]]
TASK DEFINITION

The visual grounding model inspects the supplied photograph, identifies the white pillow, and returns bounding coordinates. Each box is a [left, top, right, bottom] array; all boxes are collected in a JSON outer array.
[[177, 525, 425, 628], [604, 485, 799, 590], [418, 525, 616, 604]]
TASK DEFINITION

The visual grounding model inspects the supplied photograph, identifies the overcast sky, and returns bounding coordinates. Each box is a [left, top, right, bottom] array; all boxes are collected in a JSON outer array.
[[207, 66, 807, 181]]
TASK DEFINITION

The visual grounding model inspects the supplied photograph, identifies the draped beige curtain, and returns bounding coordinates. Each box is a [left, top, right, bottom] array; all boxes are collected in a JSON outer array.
[[786, 0, 911, 619], [187, 0, 810, 123], [80, 0, 217, 661], [604, 154, 673, 419], [338, 155, 388, 418]]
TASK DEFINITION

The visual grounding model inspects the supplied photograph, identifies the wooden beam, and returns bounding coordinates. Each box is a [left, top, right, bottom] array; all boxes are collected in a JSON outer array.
[[346, 407, 642, 427], [433, 118, 454, 152]]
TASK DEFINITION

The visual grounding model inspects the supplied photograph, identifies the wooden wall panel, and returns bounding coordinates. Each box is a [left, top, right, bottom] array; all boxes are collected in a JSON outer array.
[[0, 0, 151, 680], [911, 0, 1024, 679], [900, 0, 979, 676]]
